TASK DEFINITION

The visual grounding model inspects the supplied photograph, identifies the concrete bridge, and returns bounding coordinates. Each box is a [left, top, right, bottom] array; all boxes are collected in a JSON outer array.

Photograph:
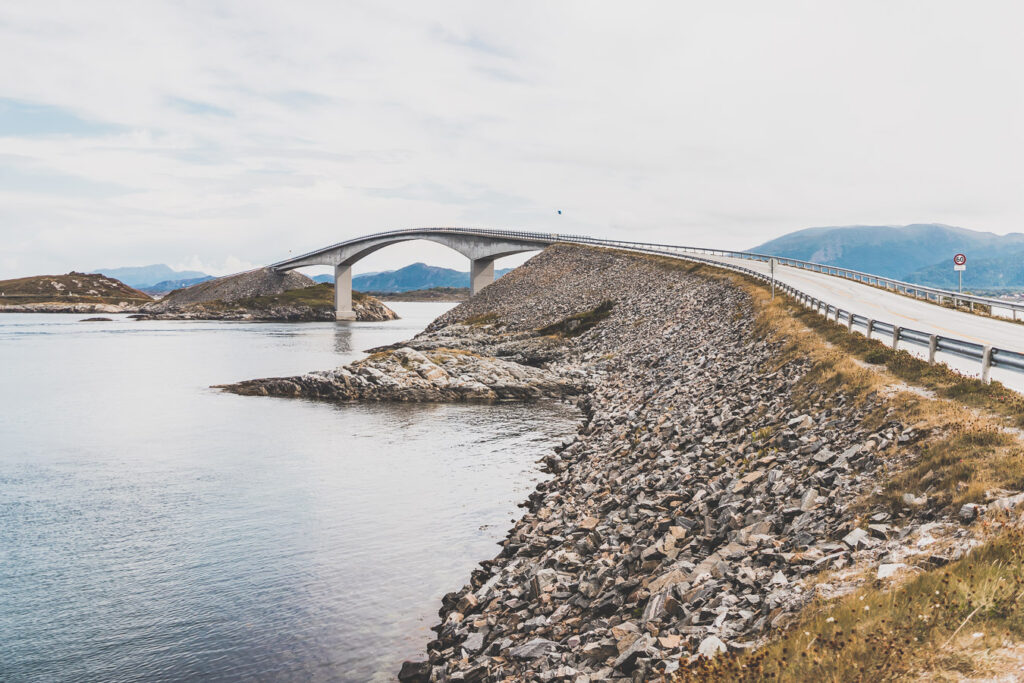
[[270, 226, 1024, 390], [270, 228, 560, 319]]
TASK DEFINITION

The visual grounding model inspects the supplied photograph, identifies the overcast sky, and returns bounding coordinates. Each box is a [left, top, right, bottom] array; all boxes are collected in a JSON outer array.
[[2, 1, 1022, 278]]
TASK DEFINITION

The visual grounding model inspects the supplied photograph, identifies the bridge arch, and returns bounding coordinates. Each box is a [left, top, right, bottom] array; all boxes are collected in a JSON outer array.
[[271, 228, 556, 320]]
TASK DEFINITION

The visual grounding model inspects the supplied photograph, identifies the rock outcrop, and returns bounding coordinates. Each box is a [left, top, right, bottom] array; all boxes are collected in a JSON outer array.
[[143, 267, 311, 311], [220, 346, 580, 402], [142, 269, 397, 322]]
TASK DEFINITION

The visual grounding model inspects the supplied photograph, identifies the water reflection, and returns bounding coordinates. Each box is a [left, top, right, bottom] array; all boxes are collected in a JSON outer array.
[[333, 324, 353, 354]]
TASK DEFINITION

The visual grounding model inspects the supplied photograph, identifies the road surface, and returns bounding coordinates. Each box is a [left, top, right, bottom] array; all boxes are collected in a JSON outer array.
[[694, 253, 1024, 393]]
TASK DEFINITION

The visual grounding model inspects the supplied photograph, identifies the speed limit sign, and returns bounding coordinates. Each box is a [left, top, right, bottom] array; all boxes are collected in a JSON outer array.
[[954, 253, 967, 271]]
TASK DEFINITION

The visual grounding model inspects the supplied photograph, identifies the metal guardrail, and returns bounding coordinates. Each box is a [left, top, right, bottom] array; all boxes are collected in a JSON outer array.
[[270, 227, 1024, 382], [613, 243, 1024, 384]]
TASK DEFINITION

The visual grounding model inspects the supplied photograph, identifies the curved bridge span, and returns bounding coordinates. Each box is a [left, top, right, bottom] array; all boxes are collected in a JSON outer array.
[[270, 228, 562, 319]]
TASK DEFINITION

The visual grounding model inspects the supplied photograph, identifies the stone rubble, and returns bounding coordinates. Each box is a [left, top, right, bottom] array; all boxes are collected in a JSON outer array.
[[397, 246, 979, 681]]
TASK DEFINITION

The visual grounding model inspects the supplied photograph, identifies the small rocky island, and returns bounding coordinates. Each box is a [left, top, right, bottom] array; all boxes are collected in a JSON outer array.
[[140, 267, 397, 322], [0, 272, 153, 312]]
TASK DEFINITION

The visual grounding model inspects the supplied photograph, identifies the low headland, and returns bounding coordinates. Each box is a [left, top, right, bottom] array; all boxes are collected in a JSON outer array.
[[0, 272, 153, 312], [227, 244, 1024, 680]]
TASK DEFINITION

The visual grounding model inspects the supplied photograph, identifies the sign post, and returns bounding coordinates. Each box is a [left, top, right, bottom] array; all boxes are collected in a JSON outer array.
[[953, 253, 967, 293], [770, 258, 775, 300]]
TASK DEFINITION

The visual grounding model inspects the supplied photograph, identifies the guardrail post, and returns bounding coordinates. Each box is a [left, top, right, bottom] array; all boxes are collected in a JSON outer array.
[[928, 335, 938, 364], [866, 319, 874, 339], [892, 326, 901, 350], [834, 307, 841, 323], [982, 345, 993, 384], [847, 312, 854, 332]]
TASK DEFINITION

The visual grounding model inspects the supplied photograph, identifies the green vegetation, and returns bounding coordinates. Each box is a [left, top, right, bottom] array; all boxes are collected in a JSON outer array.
[[537, 301, 615, 337], [370, 287, 469, 302], [880, 423, 1023, 512], [781, 298, 1024, 428], [203, 282, 374, 311]]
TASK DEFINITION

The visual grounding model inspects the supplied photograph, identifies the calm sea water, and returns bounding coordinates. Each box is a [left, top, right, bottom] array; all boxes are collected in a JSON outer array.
[[0, 305, 578, 682]]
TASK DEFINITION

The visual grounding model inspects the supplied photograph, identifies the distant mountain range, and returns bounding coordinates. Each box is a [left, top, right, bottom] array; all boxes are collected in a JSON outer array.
[[140, 276, 215, 295], [90, 261, 517, 297], [751, 224, 1024, 290], [96, 264, 211, 289], [313, 262, 513, 292]]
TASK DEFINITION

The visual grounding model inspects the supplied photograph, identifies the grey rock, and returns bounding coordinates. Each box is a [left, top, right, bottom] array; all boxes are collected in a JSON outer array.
[[398, 661, 431, 682], [959, 502, 983, 523], [511, 638, 559, 660], [842, 528, 870, 549]]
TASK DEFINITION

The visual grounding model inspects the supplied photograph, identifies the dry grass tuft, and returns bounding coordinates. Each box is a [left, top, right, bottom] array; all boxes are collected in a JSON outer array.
[[536, 301, 615, 338], [673, 528, 1024, 682]]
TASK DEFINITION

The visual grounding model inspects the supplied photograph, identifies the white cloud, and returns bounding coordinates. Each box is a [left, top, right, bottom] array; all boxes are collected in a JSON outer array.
[[1, 1, 1023, 278], [172, 255, 260, 277]]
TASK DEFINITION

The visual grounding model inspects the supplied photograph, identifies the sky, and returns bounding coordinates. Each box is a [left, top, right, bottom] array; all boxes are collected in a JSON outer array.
[[1, 1, 1023, 278]]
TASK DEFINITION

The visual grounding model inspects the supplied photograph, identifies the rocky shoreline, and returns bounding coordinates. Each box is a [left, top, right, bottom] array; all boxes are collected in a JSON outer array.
[[136, 294, 396, 322], [0, 302, 143, 313], [223, 245, 988, 680], [220, 346, 581, 401]]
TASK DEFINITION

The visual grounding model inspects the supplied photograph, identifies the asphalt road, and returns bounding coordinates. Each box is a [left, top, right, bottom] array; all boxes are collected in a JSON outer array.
[[694, 253, 1024, 393]]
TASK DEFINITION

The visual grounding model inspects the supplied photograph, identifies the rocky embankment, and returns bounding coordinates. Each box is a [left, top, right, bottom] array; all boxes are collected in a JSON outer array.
[[224, 245, 977, 680], [141, 268, 397, 322], [0, 272, 152, 312]]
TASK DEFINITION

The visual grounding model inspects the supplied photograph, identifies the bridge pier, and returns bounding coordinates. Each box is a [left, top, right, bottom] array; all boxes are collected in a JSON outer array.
[[334, 263, 356, 321], [470, 257, 495, 296]]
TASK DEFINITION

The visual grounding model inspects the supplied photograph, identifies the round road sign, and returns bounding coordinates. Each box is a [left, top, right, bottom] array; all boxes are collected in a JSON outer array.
[[954, 253, 967, 266]]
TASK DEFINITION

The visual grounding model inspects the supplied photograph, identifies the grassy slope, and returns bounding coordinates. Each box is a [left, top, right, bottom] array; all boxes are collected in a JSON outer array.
[[0, 272, 152, 304], [637, 257, 1024, 682], [675, 529, 1024, 682], [200, 283, 371, 311]]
